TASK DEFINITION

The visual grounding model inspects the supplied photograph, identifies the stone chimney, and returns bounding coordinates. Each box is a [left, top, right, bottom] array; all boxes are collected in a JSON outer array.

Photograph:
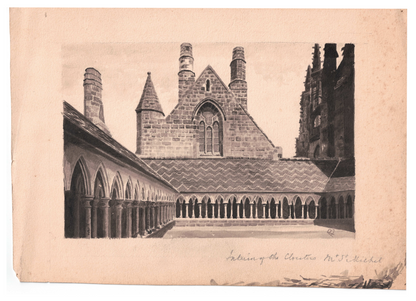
[[229, 46, 248, 110], [178, 43, 195, 101], [83, 67, 111, 136]]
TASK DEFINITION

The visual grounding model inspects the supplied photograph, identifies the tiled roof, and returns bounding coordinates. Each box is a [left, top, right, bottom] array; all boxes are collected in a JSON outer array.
[[324, 177, 355, 192], [136, 72, 164, 115], [144, 158, 354, 194], [63, 101, 175, 191]]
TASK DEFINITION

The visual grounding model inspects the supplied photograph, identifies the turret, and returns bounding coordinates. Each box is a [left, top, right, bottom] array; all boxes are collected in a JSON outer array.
[[312, 44, 322, 72], [178, 43, 195, 100], [229, 46, 248, 110], [83, 67, 111, 136], [136, 72, 164, 155]]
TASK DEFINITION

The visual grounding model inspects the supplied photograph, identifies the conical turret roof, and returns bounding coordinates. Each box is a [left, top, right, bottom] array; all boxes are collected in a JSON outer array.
[[136, 72, 164, 115]]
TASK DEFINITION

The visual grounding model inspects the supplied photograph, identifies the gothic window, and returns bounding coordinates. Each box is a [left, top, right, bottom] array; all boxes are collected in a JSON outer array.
[[213, 122, 220, 153], [196, 102, 223, 156], [199, 121, 205, 153], [206, 126, 212, 153]]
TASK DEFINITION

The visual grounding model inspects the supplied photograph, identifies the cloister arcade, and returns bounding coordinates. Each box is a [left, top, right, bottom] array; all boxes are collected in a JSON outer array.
[[174, 193, 354, 221], [65, 157, 176, 238]]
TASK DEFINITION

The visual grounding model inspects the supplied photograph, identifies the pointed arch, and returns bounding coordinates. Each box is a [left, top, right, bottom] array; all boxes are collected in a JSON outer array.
[[192, 98, 227, 121], [93, 163, 109, 198], [70, 156, 91, 196], [110, 172, 123, 199], [125, 177, 133, 200], [65, 158, 88, 238]]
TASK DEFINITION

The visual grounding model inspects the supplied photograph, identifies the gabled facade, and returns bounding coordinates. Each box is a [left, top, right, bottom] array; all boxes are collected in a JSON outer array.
[[136, 43, 282, 160]]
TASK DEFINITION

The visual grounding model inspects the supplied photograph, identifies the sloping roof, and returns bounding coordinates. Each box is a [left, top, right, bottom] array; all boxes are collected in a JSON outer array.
[[144, 158, 354, 194], [63, 101, 176, 191], [136, 72, 165, 115]]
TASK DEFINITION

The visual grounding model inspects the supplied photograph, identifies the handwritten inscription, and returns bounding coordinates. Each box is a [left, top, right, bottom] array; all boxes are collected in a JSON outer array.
[[226, 250, 382, 265]]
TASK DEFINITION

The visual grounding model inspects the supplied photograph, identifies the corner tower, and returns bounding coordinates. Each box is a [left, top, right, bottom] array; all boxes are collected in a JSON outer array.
[[136, 72, 165, 155], [178, 43, 195, 100], [229, 46, 247, 110]]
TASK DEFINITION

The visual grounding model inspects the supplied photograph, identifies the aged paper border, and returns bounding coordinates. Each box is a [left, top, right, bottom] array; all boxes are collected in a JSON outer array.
[[10, 7, 407, 291]]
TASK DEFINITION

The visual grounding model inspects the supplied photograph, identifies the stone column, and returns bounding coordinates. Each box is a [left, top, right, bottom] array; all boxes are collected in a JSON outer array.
[[155, 205, 159, 228], [82, 197, 93, 238], [91, 199, 99, 238], [304, 204, 308, 219], [327, 202, 330, 219], [100, 198, 110, 238], [151, 204, 155, 229], [145, 203, 150, 231], [115, 199, 123, 238], [126, 201, 132, 237], [262, 204, 266, 219], [301, 204, 305, 219], [352, 198, 355, 219], [132, 201, 139, 237], [140, 203, 146, 236], [335, 202, 339, 219], [315, 205, 318, 220], [73, 195, 81, 238]]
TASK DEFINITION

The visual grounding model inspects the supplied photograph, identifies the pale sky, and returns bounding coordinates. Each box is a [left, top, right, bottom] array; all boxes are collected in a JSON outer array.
[[62, 42, 345, 158]]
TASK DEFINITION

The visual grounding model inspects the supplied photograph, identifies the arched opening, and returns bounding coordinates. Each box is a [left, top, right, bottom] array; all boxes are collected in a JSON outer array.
[[195, 102, 223, 156], [270, 199, 276, 219], [219, 198, 225, 218], [320, 198, 327, 219], [282, 198, 289, 219], [122, 182, 132, 238], [194, 198, 200, 218], [176, 199, 181, 218], [232, 197, 237, 219], [245, 198, 251, 218], [257, 198, 263, 218], [94, 171, 105, 238], [295, 197, 302, 219], [227, 199, 231, 218], [239, 200, 244, 218], [188, 199, 193, 218], [207, 198, 212, 218], [330, 197, 336, 219], [346, 196, 353, 218], [110, 186, 119, 238], [308, 200, 316, 219], [65, 161, 87, 238], [339, 196, 344, 219], [214, 199, 219, 218], [201, 199, 206, 218]]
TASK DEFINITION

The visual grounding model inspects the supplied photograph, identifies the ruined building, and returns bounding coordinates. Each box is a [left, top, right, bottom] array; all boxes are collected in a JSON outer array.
[[295, 43, 355, 159]]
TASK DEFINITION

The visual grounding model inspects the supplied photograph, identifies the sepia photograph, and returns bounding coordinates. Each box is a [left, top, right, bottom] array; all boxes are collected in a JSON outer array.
[[10, 8, 407, 292]]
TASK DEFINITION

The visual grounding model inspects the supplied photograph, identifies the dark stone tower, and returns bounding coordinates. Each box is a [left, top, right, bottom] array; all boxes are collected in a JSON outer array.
[[83, 67, 111, 136], [136, 72, 165, 155], [178, 43, 195, 100], [334, 44, 355, 158], [229, 46, 248, 110], [321, 43, 338, 158], [296, 43, 354, 160]]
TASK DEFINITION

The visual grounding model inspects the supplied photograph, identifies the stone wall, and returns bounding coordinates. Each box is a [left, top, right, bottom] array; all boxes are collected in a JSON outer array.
[[137, 65, 277, 159]]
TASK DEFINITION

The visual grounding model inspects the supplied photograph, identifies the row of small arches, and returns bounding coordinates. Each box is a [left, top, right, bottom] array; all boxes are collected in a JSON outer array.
[[175, 196, 354, 219], [69, 156, 173, 202]]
